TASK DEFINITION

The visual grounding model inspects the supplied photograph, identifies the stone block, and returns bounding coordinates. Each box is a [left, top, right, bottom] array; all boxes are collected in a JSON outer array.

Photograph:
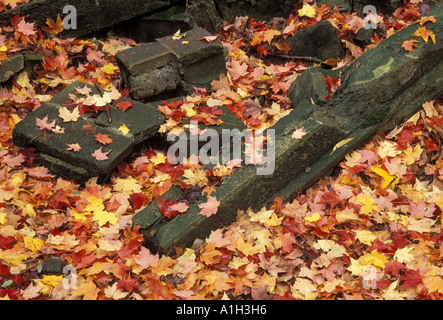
[[135, 101, 347, 253], [0, 55, 24, 83], [288, 20, 345, 61], [0, 0, 180, 38], [12, 81, 167, 183], [95, 97, 166, 144], [117, 27, 226, 100]]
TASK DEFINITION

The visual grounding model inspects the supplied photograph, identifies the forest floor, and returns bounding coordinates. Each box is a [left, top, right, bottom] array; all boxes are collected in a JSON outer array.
[[1, 0, 443, 300]]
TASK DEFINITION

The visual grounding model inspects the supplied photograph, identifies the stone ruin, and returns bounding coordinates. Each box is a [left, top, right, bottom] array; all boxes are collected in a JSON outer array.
[[6, 0, 443, 254]]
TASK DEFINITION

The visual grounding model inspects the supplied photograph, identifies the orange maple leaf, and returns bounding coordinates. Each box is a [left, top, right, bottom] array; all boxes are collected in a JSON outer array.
[[94, 133, 113, 145], [411, 26, 436, 44], [42, 15, 64, 35], [402, 39, 419, 51]]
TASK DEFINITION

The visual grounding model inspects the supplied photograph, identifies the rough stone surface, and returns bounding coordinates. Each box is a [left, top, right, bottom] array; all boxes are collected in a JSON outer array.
[[288, 20, 345, 61], [132, 2, 443, 255], [0, 0, 180, 37], [116, 27, 227, 101], [12, 81, 166, 183], [214, 0, 297, 23], [0, 55, 24, 83]]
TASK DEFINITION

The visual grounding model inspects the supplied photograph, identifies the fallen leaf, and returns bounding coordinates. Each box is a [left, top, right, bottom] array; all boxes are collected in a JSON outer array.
[[41, 15, 64, 34], [94, 133, 113, 145], [292, 127, 307, 140], [59, 106, 80, 122], [198, 195, 220, 217], [66, 143, 82, 152], [92, 147, 111, 161], [36, 115, 56, 131]]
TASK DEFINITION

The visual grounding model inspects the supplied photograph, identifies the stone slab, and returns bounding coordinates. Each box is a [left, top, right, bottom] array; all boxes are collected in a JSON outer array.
[[95, 97, 166, 144], [135, 101, 347, 253], [288, 20, 345, 61], [0, 0, 179, 38], [0, 55, 24, 83]]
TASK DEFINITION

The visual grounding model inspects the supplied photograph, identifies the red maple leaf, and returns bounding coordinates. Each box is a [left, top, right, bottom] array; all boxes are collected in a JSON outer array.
[[94, 133, 113, 145], [401, 269, 423, 289], [384, 260, 406, 277], [115, 100, 132, 112], [117, 278, 139, 292]]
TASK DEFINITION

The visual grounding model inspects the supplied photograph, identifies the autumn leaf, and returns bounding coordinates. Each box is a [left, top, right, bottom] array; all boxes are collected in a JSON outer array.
[[94, 133, 113, 145], [418, 15, 436, 25], [115, 100, 132, 112], [227, 60, 249, 80], [36, 115, 56, 131], [41, 15, 64, 35], [66, 143, 82, 152], [92, 147, 111, 161], [411, 26, 436, 44], [198, 195, 220, 217], [59, 106, 80, 122], [298, 3, 316, 18], [292, 127, 307, 140], [118, 124, 130, 136], [102, 63, 119, 75], [402, 39, 419, 52], [17, 19, 37, 36]]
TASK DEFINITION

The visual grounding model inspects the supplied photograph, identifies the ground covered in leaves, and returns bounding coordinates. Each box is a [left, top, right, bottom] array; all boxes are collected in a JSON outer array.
[[1, 0, 443, 300]]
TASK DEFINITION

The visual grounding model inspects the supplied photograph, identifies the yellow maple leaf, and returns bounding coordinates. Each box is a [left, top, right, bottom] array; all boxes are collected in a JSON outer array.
[[370, 165, 396, 189], [402, 145, 423, 166], [70, 280, 100, 300], [425, 273, 443, 293], [355, 230, 377, 245], [150, 152, 167, 165], [102, 63, 119, 75], [393, 246, 414, 264], [359, 250, 388, 269], [93, 210, 118, 227], [298, 3, 316, 18], [236, 238, 259, 256], [353, 193, 376, 215], [113, 177, 142, 193], [23, 236, 45, 253], [118, 124, 130, 136], [305, 212, 321, 222], [0, 211, 7, 224], [411, 26, 436, 44]]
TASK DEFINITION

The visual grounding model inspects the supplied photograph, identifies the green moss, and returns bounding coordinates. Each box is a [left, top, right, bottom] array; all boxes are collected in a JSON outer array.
[[362, 107, 390, 128]]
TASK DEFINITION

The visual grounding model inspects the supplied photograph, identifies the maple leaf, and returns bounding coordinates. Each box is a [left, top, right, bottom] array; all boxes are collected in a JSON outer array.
[[75, 85, 92, 96], [36, 115, 56, 131], [59, 106, 80, 122], [418, 15, 436, 25], [411, 26, 436, 44], [298, 3, 316, 18], [113, 177, 142, 193], [118, 124, 130, 136], [402, 39, 419, 51], [70, 281, 100, 300], [115, 100, 132, 112], [198, 195, 220, 217], [102, 63, 119, 75], [42, 15, 64, 34], [292, 127, 307, 140], [92, 147, 111, 161], [81, 123, 97, 135], [401, 269, 423, 289], [134, 247, 159, 269], [227, 60, 248, 80], [17, 19, 37, 36], [94, 133, 113, 145], [66, 143, 82, 152]]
